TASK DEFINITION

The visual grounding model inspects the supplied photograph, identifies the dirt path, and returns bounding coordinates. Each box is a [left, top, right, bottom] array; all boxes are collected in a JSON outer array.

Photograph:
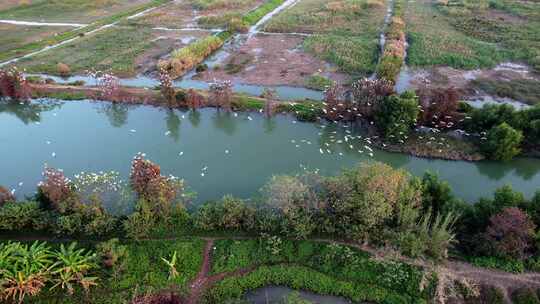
[[185, 238, 214, 304], [185, 238, 256, 304]]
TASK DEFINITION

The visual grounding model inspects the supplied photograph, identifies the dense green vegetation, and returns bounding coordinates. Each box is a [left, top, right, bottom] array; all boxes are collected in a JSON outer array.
[[209, 239, 429, 301], [9, 239, 205, 304], [462, 103, 540, 159]]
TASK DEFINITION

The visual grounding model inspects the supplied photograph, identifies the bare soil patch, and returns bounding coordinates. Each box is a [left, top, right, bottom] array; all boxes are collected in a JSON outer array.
[[196, 33, 348, 87], [400, 63, 540, 99]]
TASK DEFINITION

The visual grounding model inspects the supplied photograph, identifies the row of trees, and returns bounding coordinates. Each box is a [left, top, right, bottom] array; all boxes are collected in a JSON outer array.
[[0, 157, 458, 262], [323, 77, 540, 161]]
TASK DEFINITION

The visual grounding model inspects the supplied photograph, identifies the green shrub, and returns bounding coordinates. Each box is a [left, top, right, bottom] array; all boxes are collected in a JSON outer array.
[[468, 256, 524, 273], [377, 55, 403, 83], [482, 122, 523, 161], [194, 195, 256, 231], [0, 201, 54, 231], [304, 75, 332, 91], [276, 102, 324, 122], [375, 91, 419, 141]]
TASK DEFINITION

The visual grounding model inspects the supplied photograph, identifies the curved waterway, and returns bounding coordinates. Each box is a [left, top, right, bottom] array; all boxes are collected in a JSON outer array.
[[1, 99, 540, 206]]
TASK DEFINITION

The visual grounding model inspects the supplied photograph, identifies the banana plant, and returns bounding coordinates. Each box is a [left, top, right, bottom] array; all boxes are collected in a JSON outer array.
[[50, 242, 98, 294], [0, 241, 53, 304], [161, 251, 179, 280]]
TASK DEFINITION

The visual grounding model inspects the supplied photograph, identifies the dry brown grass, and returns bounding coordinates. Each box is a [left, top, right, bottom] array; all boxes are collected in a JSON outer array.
[[56, 63, 71, 77], [158, 36, 224, 79]]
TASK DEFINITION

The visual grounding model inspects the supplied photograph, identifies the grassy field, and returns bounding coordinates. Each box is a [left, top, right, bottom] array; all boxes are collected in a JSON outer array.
[[0, 24, 73, 57], [0, 0, 149, 23], [405, 0, 540, 71], [16, 25, 155, 77], [263, 0, 388, 76], [405, 0, 508, 69], [0, 0, 169, 64], [126, 0, 264, 29], [263, 0, 385, 35]]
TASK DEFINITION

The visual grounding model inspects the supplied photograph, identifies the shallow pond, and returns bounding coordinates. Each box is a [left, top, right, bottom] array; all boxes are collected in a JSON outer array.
[[245, 286, 352, 304], [1, 99, 540, 207]]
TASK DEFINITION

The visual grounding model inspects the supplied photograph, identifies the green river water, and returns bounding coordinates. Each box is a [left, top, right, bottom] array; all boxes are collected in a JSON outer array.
[[1, 99, 540, 209]]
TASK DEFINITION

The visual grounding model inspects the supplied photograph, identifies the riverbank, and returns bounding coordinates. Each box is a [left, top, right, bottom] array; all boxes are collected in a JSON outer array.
[[25, 81, 492, 162]]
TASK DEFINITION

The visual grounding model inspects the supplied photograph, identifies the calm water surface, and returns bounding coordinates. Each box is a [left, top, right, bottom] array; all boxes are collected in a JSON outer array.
[[1, 99, 540, 205]]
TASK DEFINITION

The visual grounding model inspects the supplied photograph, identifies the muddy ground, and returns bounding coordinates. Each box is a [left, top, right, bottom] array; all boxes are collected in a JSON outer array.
[[195, 33, 348, 87], [397, 62, 540, 103]]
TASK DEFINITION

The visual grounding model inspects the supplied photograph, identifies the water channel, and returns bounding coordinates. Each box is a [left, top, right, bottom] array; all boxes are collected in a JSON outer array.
[[1, 99, 540, 208]]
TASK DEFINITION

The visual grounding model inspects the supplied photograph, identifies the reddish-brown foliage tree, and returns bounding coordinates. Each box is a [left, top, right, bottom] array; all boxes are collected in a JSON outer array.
[[130, 153, 161, 198], [186, 89, 204, 109], [0, 67, 31, 101], [261, 88, 277, 117], [417, 87, 460, 128], [38, 167, 74, 211], [324, 82, 344, 121], [351, 78, 394, 117], [486, 207, 536, 259], [0, 185, 15, 206], [209, 80, 232, 111], [130, 153, 183, 206], [87, 70, 121, 101], [159, 68, 176, 106]]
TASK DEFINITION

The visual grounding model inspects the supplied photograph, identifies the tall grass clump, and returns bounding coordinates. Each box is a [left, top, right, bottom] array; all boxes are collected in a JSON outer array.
[[376, 0, 406, 82], [158, 35, 224, 79]]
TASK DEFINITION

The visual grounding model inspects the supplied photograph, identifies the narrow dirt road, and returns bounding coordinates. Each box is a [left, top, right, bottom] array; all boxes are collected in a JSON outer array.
[[185, 238, 256, 304]]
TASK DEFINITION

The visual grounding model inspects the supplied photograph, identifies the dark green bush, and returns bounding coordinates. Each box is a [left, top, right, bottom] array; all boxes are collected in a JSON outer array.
[[375, 91, 419, 141], [0, 201, 54, 231], [468, 256, 524, 273], [482, 122, 523, 161], [194, 195, 256, 231], [512, 288, 540, 304]]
